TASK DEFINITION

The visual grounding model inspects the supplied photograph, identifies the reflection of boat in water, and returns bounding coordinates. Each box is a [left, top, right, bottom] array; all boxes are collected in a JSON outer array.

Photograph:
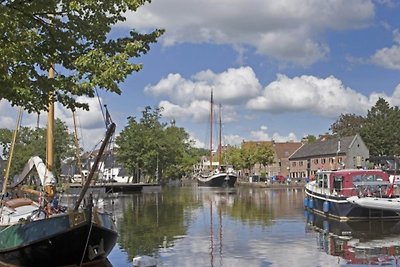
[[305, 210, 400, 265], [304, 169, 400, 220]]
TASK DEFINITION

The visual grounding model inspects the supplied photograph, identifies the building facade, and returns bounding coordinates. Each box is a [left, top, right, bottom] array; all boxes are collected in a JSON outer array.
[[289, 134, 369, 180]]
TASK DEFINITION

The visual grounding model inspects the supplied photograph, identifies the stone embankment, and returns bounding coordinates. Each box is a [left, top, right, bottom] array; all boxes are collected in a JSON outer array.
[[237, 181, 306, 189]]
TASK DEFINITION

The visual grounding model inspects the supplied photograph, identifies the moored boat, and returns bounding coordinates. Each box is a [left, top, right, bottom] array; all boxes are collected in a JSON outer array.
[[0, 118, 118, 266], [304, 169, 400, 221], [196, 90, 237, 188], [197, 166, 237, 187]]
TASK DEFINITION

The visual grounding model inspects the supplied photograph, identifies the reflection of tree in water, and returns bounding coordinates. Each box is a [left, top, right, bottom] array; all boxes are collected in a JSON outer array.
[[117, 188, 201, 259]]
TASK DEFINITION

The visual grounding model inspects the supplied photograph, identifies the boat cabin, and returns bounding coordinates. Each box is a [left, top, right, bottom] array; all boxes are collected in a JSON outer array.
[[315, 169, 390, 197]]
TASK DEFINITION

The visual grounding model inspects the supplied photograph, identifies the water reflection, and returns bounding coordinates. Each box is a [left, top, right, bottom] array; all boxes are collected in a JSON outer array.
[[306, 211, 400, 265], [105, 186, 307, 266]]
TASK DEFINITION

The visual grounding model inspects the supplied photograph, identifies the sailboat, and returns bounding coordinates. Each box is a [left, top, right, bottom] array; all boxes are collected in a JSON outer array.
[[196, 90, 237, 187], [0, 66, 118, 266]]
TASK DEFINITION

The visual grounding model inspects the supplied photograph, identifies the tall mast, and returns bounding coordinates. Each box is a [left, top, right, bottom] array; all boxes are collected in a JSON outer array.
[[43, 62, 56, 200], [47, 64, 55, 174], [218, 104, 222, 166], [209, 89, 213, 170]]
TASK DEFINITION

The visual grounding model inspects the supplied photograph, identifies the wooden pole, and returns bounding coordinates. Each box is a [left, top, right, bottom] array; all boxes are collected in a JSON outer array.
[[209, 89, 213, 170], [2, 107, 23, 194], [74, 123, 115, 211]]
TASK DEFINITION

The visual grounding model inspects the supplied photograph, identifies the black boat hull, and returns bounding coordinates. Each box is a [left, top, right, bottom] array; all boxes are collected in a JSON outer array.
[[197, 173, 237, 187], [0, 210, 117, 266]]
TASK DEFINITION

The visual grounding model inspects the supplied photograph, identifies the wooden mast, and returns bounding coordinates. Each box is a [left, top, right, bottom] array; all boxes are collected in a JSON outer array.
[[45, 63, 55, 199], [218, 104, 222, 166], [209, 89, 213, 170], [47, 64, 54, 174]]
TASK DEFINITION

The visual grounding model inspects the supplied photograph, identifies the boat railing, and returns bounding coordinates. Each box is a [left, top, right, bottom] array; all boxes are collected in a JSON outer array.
[[308, 181, 392, 198]]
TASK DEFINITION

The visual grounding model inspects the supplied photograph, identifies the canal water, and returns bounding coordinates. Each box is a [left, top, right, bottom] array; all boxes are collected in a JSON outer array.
[[100, 186, 400, 267]]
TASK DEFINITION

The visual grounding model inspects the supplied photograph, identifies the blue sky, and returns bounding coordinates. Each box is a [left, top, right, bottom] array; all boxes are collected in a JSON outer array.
[[2, 0, 400, 151]]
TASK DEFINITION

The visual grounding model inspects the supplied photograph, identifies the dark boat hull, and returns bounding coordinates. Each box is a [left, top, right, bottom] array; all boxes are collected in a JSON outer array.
[[197, 173, 237, 187], [305, 187, 400, 221], [0, 210, 118, 266]]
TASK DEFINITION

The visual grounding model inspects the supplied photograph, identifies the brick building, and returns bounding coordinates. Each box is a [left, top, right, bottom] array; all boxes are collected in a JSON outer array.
[[289, 134, 369, 180]]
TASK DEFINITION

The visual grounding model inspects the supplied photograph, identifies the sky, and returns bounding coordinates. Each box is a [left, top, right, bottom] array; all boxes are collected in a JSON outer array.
[[2, 0, 400, 152]]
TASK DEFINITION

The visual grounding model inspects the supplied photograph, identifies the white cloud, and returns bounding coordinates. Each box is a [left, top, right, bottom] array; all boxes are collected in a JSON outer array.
[[145, 67, 261, 105], [371, 45, 400, 70], [250, 129, 270, 141], [272, 132, 298, 142], [188, 132, 206, 149], [147, 67, 259, 123], [246, 74, 374, 118], [223, 134, 244, 147], [122, 0, 374, 66], [370, 29, 400, 70]]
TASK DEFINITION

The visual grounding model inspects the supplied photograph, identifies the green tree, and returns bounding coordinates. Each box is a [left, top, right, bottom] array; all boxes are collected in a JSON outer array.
[[303, 135, 317, 143], [161, 126, 191, 179], [180, 146, 207, 178], [0, 119, 75, 182], [225, 146, 243, 170], [255, 143, 275, 169], [116, 107, 191, 182], [0, 1, 164, 112], [361, 98, 400, 156], [240, 145, 258, 175], [330, 113, 366, 137]]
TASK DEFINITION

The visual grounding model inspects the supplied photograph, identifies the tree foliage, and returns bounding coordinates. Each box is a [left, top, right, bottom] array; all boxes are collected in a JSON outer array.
[[0, 0, 164, 112], [0, 119, 75, 181], [330, 113, 366, 137], [329, 98, 400, 157], [115, 107, 193, 182], [225, 143, 274, 175], [303, 135, 317, 143], [361, 98, 400, 156]]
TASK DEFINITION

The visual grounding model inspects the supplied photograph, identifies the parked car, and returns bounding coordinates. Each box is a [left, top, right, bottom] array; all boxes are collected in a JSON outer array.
[[276, 175, 286, 183], [249, 175, 260, 182]]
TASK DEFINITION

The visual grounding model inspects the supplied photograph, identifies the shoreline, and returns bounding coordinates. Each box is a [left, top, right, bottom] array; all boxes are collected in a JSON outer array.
[[236, 181, 306, 189]]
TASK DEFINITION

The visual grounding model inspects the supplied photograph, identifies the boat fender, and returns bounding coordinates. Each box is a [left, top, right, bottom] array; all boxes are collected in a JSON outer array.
[[308, 199, 314, 209], [303, 197, 309, 208], [323, 220, 329, 234], [323, 201, 329, 213], [308, 212, 314, 223]]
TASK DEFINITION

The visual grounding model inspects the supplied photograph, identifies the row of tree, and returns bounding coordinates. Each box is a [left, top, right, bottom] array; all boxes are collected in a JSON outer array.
[[1, 97, 399, 183]]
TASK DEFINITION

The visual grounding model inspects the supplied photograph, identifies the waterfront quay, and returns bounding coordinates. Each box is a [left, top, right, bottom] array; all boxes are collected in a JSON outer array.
[[237, 180, 306, 189]]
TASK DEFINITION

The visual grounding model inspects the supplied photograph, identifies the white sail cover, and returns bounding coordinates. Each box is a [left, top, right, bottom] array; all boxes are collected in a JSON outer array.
[[10, 156, 56, 187]]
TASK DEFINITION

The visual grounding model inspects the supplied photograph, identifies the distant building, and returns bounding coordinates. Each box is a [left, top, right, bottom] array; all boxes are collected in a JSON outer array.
[[193, 155, 220, 174], [289, 134, 369, 180], [60, 149, 134, 183], [241, 140, 303, 178]]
